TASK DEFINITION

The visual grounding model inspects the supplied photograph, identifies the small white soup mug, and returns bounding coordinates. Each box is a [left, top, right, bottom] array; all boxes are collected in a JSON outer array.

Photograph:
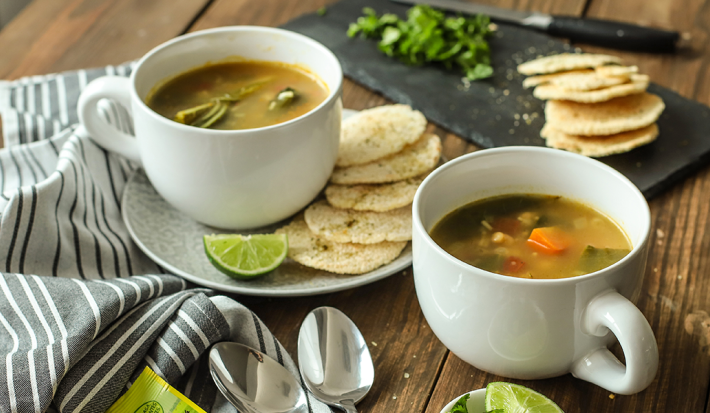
[[78, 26, 343, 229], [412, 147, 658, 395]]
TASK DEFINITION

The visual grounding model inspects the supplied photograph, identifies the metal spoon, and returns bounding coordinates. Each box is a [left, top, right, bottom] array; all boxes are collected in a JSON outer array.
[[209, 342, 308, 413], [297, 307, 374, 413]]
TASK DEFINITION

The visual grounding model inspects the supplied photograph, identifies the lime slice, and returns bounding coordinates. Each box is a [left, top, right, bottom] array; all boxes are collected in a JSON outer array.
[[485, 382, 564, 413], [203, 234, 288, 279]]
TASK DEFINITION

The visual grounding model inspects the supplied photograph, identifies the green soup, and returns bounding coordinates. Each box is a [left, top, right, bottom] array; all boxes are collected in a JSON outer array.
[[429, 194, 632, 279], [145, 60, 329, 130]]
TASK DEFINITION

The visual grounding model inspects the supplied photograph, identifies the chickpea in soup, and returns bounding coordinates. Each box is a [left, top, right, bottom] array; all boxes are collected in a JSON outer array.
[[145, 61, 329, 130], [429, 194, 632, 279]]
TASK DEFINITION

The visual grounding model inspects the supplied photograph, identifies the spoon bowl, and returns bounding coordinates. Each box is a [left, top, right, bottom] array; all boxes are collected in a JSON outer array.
[[209, 342, 308, 413], [298, 307, 374, 413]]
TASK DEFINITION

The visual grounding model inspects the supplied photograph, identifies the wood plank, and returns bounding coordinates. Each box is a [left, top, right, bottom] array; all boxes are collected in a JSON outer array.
[[189, 0, 335, 32], [239, 270, 449, 413], [473, 0, 587, 15], [0, 0, 213, 80]]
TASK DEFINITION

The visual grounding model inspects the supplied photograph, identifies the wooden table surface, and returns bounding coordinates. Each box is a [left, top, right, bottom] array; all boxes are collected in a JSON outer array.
[[1, 0, 709, 412]]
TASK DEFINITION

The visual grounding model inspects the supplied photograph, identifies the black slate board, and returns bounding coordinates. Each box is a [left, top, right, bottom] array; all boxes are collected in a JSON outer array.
[[281, 0, 710, 199]]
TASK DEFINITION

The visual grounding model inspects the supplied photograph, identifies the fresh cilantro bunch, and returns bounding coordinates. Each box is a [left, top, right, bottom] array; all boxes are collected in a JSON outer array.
[[347, 6, 495, 80]]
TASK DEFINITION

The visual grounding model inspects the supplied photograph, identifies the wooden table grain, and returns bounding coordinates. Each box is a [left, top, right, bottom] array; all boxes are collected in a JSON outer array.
[[1, 0, 709, 412]]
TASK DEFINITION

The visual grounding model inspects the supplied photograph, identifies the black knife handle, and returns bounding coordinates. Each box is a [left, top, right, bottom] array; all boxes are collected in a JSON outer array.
[[547, 17, 679, 53]]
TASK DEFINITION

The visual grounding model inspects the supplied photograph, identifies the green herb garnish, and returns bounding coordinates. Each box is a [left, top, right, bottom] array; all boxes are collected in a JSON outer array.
[[449, 394, 470, 413], [317, 7, 327, 16], [448, 394, 504, 413], [173, 79, 270, 128], [347, 5, 495, 80]]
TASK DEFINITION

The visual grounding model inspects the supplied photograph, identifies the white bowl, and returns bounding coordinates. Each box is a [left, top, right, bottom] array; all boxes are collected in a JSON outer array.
[[78, 26, 343, 229]]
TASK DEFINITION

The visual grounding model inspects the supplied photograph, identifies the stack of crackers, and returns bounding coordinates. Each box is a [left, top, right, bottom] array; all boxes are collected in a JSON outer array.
[[518, 53, 666, 157], [276, 105, 442, 274]]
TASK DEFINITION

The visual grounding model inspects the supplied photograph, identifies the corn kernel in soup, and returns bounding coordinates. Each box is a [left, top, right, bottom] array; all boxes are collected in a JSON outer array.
[[429, 194, 631, 279], [145, 61, 329, 130]]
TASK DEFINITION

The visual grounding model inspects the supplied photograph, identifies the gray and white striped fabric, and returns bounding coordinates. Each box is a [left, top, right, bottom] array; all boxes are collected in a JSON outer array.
[[0, 65, 331, 413]]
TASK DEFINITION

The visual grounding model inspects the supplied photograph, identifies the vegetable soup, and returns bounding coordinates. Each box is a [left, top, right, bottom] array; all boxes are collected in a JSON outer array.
[[145, 61, 329, 130], [429, 194, 631, 279]]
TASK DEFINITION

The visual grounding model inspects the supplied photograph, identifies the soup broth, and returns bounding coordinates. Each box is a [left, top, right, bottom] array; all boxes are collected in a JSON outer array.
[[430, 194, 631, 279], [145, 61, 329, 130]]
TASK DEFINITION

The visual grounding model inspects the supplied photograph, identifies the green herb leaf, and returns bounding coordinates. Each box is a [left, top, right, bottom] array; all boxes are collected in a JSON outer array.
[[578, 245, 630, 274], [173, 101, 215, 124], [317, 7, 327, 16], [449, 394, 470, 413], [348, 5, 494, 80]]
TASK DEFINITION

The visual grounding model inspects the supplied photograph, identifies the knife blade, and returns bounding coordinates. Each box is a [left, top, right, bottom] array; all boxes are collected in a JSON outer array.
[[390, 0, 680, 53]]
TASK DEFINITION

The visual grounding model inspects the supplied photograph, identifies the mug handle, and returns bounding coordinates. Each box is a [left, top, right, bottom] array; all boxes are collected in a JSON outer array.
[[77, 76, 141, 163], [571, 290, 659, 395]]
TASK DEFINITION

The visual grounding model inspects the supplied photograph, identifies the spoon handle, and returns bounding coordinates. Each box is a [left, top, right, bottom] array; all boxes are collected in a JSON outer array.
[[340, 400, 358, 413]]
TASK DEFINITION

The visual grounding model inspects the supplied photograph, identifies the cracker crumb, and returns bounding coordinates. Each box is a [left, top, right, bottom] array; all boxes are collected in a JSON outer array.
[[656, 229, 665, 238], [404, 373, 410, 378], [372, 342, 378, 346], [393, 395, 397, 400], [609, 394, 615, 400]]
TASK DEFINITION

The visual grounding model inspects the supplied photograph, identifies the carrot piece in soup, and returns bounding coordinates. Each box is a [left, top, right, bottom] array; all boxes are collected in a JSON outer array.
[[527, 227, 571, 254], [502, 256, 525, 274]]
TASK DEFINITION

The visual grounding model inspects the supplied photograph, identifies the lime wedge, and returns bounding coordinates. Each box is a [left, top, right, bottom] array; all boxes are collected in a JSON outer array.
[[203, 234, 288, 279], [485, 382, 564, 413]]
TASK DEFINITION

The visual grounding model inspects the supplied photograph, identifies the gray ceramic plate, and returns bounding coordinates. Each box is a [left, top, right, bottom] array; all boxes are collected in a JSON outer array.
[[121, 112, 413, 296]]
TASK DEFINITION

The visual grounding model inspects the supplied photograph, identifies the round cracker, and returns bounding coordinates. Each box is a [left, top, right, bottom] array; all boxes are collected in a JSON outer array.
[[544, 92, 665, 136], [533, 75, 649, 102], [595, 65, 638, 77], [522, 69, 593, 89], [337, 104, 427, 167], [547, 71, 629, 91], [330, 133, 441, 185], [517, 53, 623, 75], [275, 216, 407, 275], [325, 173, 428, 212], [304, 200, 412, 244], [541, 123, 659, 157]]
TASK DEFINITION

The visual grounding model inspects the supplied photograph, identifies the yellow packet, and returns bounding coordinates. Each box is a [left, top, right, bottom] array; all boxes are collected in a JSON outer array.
[[106, 367, 206, 413]]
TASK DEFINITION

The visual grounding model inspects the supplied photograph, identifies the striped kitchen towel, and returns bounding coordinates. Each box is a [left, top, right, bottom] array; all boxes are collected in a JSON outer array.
[[0, 65, 331, 413]]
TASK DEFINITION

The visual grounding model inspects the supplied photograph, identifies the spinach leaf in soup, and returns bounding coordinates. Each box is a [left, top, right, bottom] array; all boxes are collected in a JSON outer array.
[[578, 245, 630, 274], [473, 253, 505, 273]]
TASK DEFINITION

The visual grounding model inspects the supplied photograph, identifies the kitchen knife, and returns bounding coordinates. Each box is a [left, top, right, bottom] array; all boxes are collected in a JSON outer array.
[[390, 0, 680, 53]]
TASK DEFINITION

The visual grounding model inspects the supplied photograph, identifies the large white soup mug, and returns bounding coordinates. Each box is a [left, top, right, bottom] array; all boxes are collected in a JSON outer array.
[[412, 147, 658, 395], [78, 26, 343, 229]]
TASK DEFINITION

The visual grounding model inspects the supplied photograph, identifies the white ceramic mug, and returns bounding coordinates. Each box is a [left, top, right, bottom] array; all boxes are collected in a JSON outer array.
[[78, 26, 343, 229], [412, 147, 658, 395]]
